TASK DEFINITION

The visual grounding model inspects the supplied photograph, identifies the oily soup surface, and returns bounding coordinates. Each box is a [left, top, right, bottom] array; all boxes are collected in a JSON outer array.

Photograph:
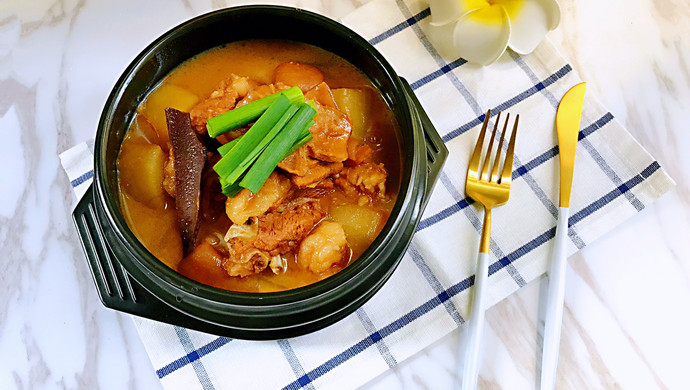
[[117, 40, 400, 292]]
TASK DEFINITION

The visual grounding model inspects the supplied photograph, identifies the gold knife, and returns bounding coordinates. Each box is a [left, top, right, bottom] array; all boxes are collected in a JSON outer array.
[[541, 82, 586, 390]]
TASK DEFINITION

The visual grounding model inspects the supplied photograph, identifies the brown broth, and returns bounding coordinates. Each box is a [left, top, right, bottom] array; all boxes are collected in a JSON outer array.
[[117, 40, 400, 292]]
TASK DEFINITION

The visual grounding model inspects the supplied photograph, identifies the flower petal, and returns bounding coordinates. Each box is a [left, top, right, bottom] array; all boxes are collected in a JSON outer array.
[[503, 0, 561, 54], [429, 0, 489, 26], [426, 21, 464, 59], [452, 5, 511, 65]]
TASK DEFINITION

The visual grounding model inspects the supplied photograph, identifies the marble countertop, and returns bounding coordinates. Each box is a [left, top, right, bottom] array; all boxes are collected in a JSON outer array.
[[2, 0, 688, 389]]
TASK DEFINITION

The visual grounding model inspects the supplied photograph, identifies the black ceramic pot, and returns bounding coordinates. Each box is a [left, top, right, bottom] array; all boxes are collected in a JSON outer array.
[[72, 6, 447, 340]]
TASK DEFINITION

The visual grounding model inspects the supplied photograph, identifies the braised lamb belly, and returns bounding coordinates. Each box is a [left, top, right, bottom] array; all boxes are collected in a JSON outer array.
[[117, 40, 400, 292]]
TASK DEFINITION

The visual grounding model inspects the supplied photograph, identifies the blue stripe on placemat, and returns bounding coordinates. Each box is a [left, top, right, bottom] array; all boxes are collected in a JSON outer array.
[[71, 170, 93, 188], [410, 58, 467, 90], [487, 161, 661, 275], [441, 64, 573, 143], [417, 198, 473, 231], [408, 244, 464, 326], [568, 161, 660, 226], [356, 309, 398, 368], [172, 327, 215, 390], [279, 340, 316, 390], [368, 8, 430, 45], [581, 137, 646, 212], [417, 113, 614, 231], [280, 280, 471, 390], [156, 336, 231, 379], [512, 109, 614, 179]]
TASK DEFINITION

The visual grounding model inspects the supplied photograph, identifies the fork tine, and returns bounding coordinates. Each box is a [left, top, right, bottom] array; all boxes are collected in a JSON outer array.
[[500, 114, 519, 185], [490, 113, 510, 182], [480, 112, 500, 181], [468, 109, 491, 179]]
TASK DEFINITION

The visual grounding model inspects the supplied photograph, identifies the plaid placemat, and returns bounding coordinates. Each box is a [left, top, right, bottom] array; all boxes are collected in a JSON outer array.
[[60, 0, 674, 389]]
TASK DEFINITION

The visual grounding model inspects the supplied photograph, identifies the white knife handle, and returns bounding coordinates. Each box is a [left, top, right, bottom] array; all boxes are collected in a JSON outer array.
[[460, 251, 490, 390], [541, 206, 570, 390]]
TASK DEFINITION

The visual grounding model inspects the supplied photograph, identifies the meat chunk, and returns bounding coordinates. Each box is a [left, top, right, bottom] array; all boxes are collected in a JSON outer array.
[[291, 185, 334, 202], [291, 161, 343, 188], [306, 103, 352, 162], [236, 83, 290, 107], [345, 137, 373, 166], [279, 144, 344, 187], [225, 171, 292, 225], [275, 185, 332, 213], [225, 198, 325, 262], [297, 221, 350, 273], [278, 145, 318, 176], [336, 162, 387, 198], [216, 126, 249, 145], [304, 82, 337, 108], [189, 75, 256, 133], [221, 177, 337, 277], [222, 221, 270, 277], [252, 200, 325, 255], [225, 238, 272, 277], [274, 62, 324, 92], [222, 199, 324, 277], [226, 75, 256, 98]]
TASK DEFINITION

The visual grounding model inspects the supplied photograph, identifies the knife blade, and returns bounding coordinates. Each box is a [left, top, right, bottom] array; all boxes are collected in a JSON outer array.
[[540, 82, 586, 390], [556, 82, 586, 208]]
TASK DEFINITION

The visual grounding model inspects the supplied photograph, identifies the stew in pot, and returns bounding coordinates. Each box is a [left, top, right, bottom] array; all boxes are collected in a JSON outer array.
[[117, 40, 400, 292]]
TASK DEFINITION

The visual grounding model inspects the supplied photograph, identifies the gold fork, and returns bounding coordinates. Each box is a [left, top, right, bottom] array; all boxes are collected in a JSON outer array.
[[461, 109, 518, 390]]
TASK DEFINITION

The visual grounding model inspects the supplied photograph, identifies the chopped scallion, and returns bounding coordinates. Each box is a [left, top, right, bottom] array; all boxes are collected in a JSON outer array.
[[218, 138, 240, 156], [240, 104, 317, 193], [213, 95, 291, 179], [284, 135, 313, 160], [225, 104, 300, 184], [206, 86, 304, 138], [221, 178, 244, 198]]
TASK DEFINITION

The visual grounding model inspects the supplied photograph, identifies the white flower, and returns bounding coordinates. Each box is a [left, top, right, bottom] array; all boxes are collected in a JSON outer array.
[[428, 0, 561, 65]]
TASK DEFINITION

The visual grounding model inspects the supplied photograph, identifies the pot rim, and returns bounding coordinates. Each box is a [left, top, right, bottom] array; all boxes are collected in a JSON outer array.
[[93, 5, 418, 307]]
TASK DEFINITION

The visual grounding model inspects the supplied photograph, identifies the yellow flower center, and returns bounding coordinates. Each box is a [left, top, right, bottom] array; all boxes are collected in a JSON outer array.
[[465, 0, 525, 25]]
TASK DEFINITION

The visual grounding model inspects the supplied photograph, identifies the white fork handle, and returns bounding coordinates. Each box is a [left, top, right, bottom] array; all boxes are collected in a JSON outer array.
[[540, 206, 570, 390], [460, 251, 490, 390]]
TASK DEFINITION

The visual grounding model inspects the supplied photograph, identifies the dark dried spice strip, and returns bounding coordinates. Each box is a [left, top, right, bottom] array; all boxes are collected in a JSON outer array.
[[165, 107, 207, 255]]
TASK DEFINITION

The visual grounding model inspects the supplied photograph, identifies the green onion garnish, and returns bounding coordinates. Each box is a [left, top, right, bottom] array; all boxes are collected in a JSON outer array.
[[213, 95, 291, 180], [282, 125, 314, 160], [207, 86, 304, 138], [217, 137, 240, 157], [240, 104, 317, 194], [225, 104, 300, 185], [221, 176, 244, 198]]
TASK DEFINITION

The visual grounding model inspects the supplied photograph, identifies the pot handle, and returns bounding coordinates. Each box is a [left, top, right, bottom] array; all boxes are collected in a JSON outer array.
[[400, 78, 448, 210], [72, 185, 259, 335], [72, 185, 180, 320]]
